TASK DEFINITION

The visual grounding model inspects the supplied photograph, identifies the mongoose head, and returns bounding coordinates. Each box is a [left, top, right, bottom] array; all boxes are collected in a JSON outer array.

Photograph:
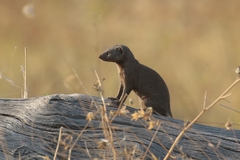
[[99, 45, 135, 64]]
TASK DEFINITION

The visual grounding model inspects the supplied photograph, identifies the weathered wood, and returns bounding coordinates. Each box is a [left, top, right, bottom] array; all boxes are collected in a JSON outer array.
[[0, 94, 239, 159]]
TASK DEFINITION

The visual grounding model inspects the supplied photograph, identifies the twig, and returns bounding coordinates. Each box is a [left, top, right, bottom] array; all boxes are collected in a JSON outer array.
[[54, 126, 63, 160], [24, 47, 28, 98], [164, 78, 240, 160], [110, 93, 128, 123], [219, 104, 240, 113], [9, 46, 17, 79], [235, 66, 240, 78], [68, 107, 102, 159], [142, 122, 161, 159], [84, 141, 92, 159], [68, 119, 91, 160], [203, 91, 207, 110], [94, 70, 117, 159], [0, 72, 21, 88]]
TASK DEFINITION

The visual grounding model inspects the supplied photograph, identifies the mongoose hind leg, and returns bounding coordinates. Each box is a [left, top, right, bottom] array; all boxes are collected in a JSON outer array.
[[144, 99, 172, 117]]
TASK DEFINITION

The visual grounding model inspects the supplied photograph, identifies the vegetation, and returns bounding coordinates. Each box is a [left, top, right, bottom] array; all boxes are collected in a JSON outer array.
[[0, 1, 240, 129]]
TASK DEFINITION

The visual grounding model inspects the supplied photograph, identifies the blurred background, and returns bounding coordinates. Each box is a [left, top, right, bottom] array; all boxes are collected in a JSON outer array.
[[0, 0, 240, 128]]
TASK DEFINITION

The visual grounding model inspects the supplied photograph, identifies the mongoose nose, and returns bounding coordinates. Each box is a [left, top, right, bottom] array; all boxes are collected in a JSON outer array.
[[99, 54, 103, 60]]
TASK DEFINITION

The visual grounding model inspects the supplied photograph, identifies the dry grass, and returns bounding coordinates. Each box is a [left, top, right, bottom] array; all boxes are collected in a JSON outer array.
[[165, 75, 240, 159], [0, 0, 240, 159], [1, 51, 240, 159], [1, 3, 240, 159], [1, 1, 240, 128], [43, 70, 240, 159], [47, 67, 240, 159]]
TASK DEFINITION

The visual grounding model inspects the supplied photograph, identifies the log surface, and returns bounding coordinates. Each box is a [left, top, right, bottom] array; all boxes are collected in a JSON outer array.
[[0, 94, 239, 160]]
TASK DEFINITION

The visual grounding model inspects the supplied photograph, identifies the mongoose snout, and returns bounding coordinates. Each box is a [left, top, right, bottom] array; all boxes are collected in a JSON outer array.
[[99, 44, 172, 117], [99, 46, 124, 63]]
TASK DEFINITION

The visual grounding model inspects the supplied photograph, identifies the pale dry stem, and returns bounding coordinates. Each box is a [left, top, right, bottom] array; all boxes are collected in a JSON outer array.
[[23, 47, 28, 98], [53, 126, 63, 160], [142, 122, 161, 159], [1, 143, 9, 160], [164, 78, 240, 160], [94, 70, 117, 159], [110, 93, 128, 123], [202, 91, 207, 110], [68, 119, 92, 160]]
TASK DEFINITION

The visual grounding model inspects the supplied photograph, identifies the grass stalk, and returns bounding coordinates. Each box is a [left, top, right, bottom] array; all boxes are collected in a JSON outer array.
[[23, 47, 28, 98], [53, 126, 63, 160], [94, 70, 117, 159], [164, 78, 240, 160]]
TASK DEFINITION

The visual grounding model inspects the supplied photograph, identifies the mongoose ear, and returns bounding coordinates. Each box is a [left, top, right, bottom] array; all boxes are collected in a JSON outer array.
[[116, 46, 123, 54]]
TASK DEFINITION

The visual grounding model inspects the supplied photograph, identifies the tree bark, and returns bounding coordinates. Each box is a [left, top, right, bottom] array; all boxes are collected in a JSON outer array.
[[0, 94, 239, 160]]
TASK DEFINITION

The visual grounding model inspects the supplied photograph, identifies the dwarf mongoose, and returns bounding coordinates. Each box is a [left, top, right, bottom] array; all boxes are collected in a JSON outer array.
[[99, 44, 172, 117]]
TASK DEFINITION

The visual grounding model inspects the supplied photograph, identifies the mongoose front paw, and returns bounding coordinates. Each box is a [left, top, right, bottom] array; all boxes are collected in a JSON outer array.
[[107, 97, 120, 105], [107, 97, 118, 101]]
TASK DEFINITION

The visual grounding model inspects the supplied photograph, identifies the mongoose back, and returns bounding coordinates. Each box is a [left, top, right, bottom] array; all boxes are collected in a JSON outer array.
[[99, 44, 172, 117]]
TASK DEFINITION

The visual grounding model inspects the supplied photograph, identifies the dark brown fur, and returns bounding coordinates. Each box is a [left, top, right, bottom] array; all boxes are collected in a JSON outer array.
[[99, 44, 172, 117]]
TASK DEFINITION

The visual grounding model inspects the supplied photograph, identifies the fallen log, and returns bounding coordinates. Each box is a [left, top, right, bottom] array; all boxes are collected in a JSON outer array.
[[0, 94, 239, 159]]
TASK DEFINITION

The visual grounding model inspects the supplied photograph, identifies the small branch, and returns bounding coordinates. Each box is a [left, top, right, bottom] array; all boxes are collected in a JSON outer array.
[[94, 70, 117, 159], [142, 122, 161, 159], [53, 126, 63, 160], [110, 93, 128, 123], [164, 78, 240, 160], [219, 104, 240, 113], [23, 47, 28, 98], [235, 66, 240, 78], [202, 91, 207, 110], [68, 119, 92, 160]]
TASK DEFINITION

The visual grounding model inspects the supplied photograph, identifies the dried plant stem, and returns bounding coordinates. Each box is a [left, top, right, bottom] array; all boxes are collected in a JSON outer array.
[[68, 119, 92, 160], [54, 126, 63, 160], [94, 70, 117, 159], [142, 122, 161, 159], [24, 47, 28, 98], [164, 78, 240, 160], [203, 91, 207, 110], [1, 143, 9, 160], [219, 104, 240, 113], [110, 93, 128, 123]]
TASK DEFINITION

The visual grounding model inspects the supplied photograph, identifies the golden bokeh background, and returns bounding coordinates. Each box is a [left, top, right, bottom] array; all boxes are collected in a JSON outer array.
[[0, 1, 240, 128]]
